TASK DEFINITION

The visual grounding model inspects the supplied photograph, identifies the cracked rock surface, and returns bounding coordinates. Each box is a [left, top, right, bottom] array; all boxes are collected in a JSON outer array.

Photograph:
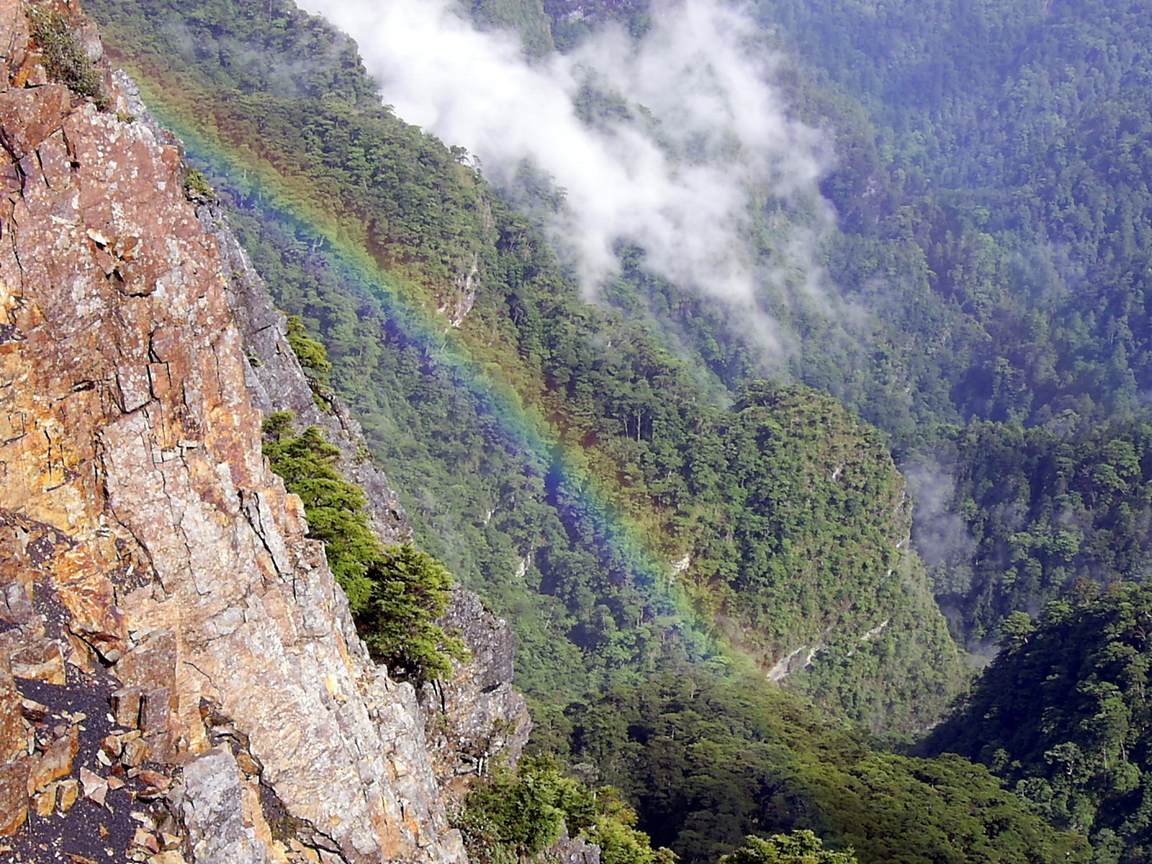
[[0, 0, 527, 860], [419, 589, 531, 807]]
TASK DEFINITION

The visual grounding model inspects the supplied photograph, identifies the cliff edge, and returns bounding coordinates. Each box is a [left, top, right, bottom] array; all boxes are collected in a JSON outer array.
[[0, 1, 527, 861]]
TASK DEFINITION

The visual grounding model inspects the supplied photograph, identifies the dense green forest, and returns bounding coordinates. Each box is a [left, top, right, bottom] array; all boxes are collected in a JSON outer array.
[[910, 421, 1152, 645], [86, 0, 966, 732], [925, 584, 1152, 863], [82, 0, 1152, 861], [449, 0, 1152, 648], [549, 666, 1088, 864], [732, 0, 1152, 648], [750, 0, 1152, 430]]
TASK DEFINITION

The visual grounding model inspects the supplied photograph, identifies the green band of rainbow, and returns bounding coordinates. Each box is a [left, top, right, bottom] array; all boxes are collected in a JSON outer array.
[[138, 90, 728, 671]]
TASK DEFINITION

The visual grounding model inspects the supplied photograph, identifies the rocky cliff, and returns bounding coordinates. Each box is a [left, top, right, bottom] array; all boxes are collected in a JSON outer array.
[[0, 1, 528, 861]]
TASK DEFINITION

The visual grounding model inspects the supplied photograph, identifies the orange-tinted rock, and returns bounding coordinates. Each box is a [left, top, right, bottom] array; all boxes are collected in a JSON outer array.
[[120, 736, 148, 768], [0, 759, 29, 835], [133, 826, 160, 852], [139, 688, 172, 743], [27, 725, 78, 793], [56, 777, 79, 812], [110, 686, 145, 728], [137, 768, 169, 790], [79, 766, 107, 806], [0, 63, 462, 849], [117, 630, 176, 697], [9, 640, 65, 684], [0, 0, 31, 82], [99, 733, 121, 760], [33, 786, 55, 817], [0, 83, 72, 159], [0, 673, 28, 763], [19, 697, 48, 722]]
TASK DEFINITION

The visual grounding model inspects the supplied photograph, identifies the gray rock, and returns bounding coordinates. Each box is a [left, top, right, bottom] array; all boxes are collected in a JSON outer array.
[[544, 827, 602, 864], [179, 747, 271, 864], [420, 589, 531, 802], [202, 201, 412, 547]]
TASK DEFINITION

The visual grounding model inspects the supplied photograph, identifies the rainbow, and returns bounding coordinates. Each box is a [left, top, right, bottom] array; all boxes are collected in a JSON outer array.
[[128, 82, 727, 671]]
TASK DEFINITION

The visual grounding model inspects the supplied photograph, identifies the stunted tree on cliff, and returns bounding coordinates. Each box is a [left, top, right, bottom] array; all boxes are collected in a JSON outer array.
[[262, 411, 464, 682]]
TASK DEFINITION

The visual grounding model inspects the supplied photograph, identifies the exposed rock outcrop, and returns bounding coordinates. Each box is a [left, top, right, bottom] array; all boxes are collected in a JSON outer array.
[[180, 113, 532, 806], [195, 190, 411, 547], [419, 589, 531, 805], [545, 827, 602, 864], [0, 1, 528, 861]]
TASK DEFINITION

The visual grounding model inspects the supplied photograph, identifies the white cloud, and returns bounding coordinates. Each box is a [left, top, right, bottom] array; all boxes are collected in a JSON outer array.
[[294, 0, 831, 313]]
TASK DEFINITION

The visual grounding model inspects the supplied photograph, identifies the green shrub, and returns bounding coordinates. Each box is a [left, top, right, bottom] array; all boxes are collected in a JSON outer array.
[[28, 4, 108, 109], [285, 315, 332, 386], [262, 412, 462, 682], [262, 411, 376, 608], [457, 755, 674, 864], [720, 833, 857, 864], [183, 167, 215, 201]]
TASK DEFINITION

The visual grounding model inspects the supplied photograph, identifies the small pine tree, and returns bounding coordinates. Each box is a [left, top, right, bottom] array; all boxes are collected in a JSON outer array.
[[356, 543, 466, 683], [262, 412, 375, 608], [285, 315, 333, 386]]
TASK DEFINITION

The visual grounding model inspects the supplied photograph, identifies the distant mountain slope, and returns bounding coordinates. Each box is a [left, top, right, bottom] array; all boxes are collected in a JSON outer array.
[[556, 666, 1091, 864], [924, 583, 1152, 862], [910, 420, 1152, 645], [750, 0, 1152, 429], [702, 0, 1152, 647], [86, 0, 967, 732]]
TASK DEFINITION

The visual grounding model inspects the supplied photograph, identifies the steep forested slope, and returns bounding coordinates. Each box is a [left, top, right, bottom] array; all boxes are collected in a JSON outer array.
[[925, 584, 1152, 862], [520, 0, 1152, 653], [911, 421, 1152, 643], [709, 0, 1152, 650], [86, 0, 965, 731]]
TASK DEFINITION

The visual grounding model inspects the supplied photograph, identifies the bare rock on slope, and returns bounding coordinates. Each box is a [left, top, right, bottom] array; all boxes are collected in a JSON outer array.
[[0, 1, 525, 860], [420, 589, 531, 806]]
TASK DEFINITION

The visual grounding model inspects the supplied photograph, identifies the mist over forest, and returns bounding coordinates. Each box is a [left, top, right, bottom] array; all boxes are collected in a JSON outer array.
[[84, 0, 1152, 860]]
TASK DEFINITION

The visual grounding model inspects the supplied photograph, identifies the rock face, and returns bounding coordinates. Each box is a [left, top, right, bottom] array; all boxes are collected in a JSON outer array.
[[420, 589, 531, 805], [0, 1, 528, 861], [197, 190, 412, 547], [185, 118, 532, 807]]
